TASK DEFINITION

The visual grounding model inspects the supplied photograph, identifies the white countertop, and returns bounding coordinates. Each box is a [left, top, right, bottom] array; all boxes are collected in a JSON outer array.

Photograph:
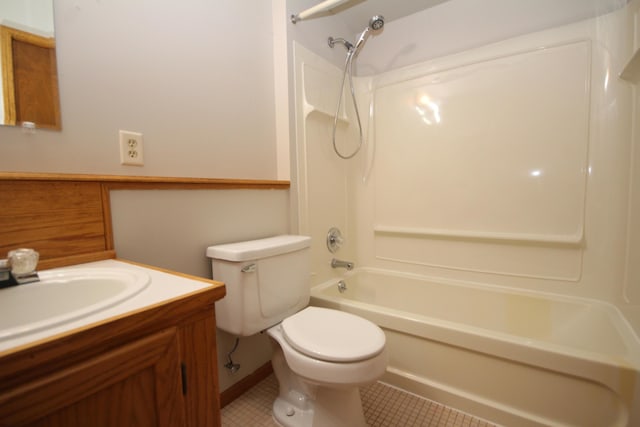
[[0, 259, 219, 354]]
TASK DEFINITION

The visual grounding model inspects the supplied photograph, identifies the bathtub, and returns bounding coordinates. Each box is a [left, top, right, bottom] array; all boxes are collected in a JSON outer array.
[[310, 269, 640, 427]]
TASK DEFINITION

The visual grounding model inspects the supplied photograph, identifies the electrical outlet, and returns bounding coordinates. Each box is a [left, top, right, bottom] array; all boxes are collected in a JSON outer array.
[[119, 130, 144, 166]]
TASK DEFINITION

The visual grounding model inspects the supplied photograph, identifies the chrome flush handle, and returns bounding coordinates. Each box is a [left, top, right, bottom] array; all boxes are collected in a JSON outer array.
[[241, 264, 256, 273]]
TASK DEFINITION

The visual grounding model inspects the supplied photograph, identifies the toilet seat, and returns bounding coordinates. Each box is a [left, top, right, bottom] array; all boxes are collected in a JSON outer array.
[[268, 319, 388, 388], [281, 306, 385, 362]]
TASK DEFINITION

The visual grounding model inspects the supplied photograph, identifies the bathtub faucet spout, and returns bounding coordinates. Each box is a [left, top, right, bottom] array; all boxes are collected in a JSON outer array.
[[331, 258, 354, 271]]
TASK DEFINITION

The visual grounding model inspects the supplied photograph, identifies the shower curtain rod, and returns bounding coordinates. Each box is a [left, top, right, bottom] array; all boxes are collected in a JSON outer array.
[[291, 0, 353, 23]]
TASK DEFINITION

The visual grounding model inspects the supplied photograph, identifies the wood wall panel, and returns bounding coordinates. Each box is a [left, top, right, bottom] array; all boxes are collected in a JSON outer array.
[[0, 180, 110, 266], [0, 172, 289, 269], [0, 181, 102, 231]]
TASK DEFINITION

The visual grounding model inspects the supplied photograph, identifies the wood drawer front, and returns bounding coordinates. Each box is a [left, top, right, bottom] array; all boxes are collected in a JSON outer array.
[[0, 328, 186, 427]]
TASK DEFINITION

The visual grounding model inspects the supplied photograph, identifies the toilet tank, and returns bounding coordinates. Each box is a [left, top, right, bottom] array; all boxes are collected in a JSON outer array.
[[206, 235, 311, 336]]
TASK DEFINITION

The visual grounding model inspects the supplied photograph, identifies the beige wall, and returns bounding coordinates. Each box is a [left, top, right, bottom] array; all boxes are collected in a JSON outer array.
[[110, 188, 291, 392], [0, 0, 277, 179]]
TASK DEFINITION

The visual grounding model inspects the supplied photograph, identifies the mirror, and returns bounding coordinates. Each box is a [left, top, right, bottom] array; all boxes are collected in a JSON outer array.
[[0, 0, 60, 130]]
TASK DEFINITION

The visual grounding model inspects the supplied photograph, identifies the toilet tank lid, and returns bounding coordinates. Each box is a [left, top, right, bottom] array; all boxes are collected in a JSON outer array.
[[206, 235, 311, 261]]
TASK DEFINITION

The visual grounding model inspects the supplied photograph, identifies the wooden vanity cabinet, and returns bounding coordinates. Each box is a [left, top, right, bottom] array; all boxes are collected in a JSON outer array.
[[0, 286, 223, 427]]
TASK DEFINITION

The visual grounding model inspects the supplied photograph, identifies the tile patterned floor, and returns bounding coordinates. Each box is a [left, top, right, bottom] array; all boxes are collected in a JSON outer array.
[[221, 374, 499, 427]]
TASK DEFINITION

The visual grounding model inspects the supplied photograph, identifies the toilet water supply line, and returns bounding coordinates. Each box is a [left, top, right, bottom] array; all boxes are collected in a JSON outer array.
[[225, 337, 241, 373]]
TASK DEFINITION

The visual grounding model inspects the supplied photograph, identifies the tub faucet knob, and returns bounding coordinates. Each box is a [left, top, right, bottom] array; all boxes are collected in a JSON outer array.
[[327, 228, 345, 253]]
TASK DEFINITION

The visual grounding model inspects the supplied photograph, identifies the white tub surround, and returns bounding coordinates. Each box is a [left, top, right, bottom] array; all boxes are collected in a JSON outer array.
[[295, 3, 640, 425], [312, 269, 640, 427]]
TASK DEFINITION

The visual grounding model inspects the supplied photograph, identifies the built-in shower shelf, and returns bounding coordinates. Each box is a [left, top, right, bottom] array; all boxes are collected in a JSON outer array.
[[304, 103, 349, 124], [301, 60, 350, 124], [620, 48, 640, 83]]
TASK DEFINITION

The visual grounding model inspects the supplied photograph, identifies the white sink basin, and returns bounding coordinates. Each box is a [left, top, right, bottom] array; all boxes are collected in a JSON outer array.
[[0, 267, 151, 341]]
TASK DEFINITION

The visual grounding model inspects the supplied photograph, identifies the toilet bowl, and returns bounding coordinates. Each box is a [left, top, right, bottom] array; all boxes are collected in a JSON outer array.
[[206, 235, 388, 427], [267, 306, 387, 427]]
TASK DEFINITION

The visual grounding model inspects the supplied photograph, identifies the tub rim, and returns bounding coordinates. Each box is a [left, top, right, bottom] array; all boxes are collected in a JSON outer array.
[[310, 267, 640, 379]]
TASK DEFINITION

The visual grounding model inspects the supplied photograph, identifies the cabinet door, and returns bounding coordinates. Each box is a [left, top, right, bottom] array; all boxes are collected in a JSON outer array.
[[179, 313, 220, 427], [0, 328, 186, 427]]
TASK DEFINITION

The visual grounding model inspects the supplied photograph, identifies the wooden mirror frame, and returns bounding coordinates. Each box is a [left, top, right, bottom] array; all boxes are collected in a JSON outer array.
[[1, 25, 61, 130]]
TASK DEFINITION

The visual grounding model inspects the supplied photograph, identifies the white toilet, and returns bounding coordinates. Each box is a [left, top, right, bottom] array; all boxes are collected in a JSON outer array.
[[206, 235, 387, 427]]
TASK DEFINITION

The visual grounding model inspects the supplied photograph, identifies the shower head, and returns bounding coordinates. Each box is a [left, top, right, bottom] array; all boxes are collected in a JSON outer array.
[[369, 15, 385, 31], [354, 15, 385, 52]]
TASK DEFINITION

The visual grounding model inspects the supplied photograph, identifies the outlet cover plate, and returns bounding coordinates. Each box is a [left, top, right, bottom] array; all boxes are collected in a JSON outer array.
[[119, 130, 144, 166]]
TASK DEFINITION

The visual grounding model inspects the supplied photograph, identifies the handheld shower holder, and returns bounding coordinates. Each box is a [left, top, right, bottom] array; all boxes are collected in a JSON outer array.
[[328, 37, 353, 51]]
